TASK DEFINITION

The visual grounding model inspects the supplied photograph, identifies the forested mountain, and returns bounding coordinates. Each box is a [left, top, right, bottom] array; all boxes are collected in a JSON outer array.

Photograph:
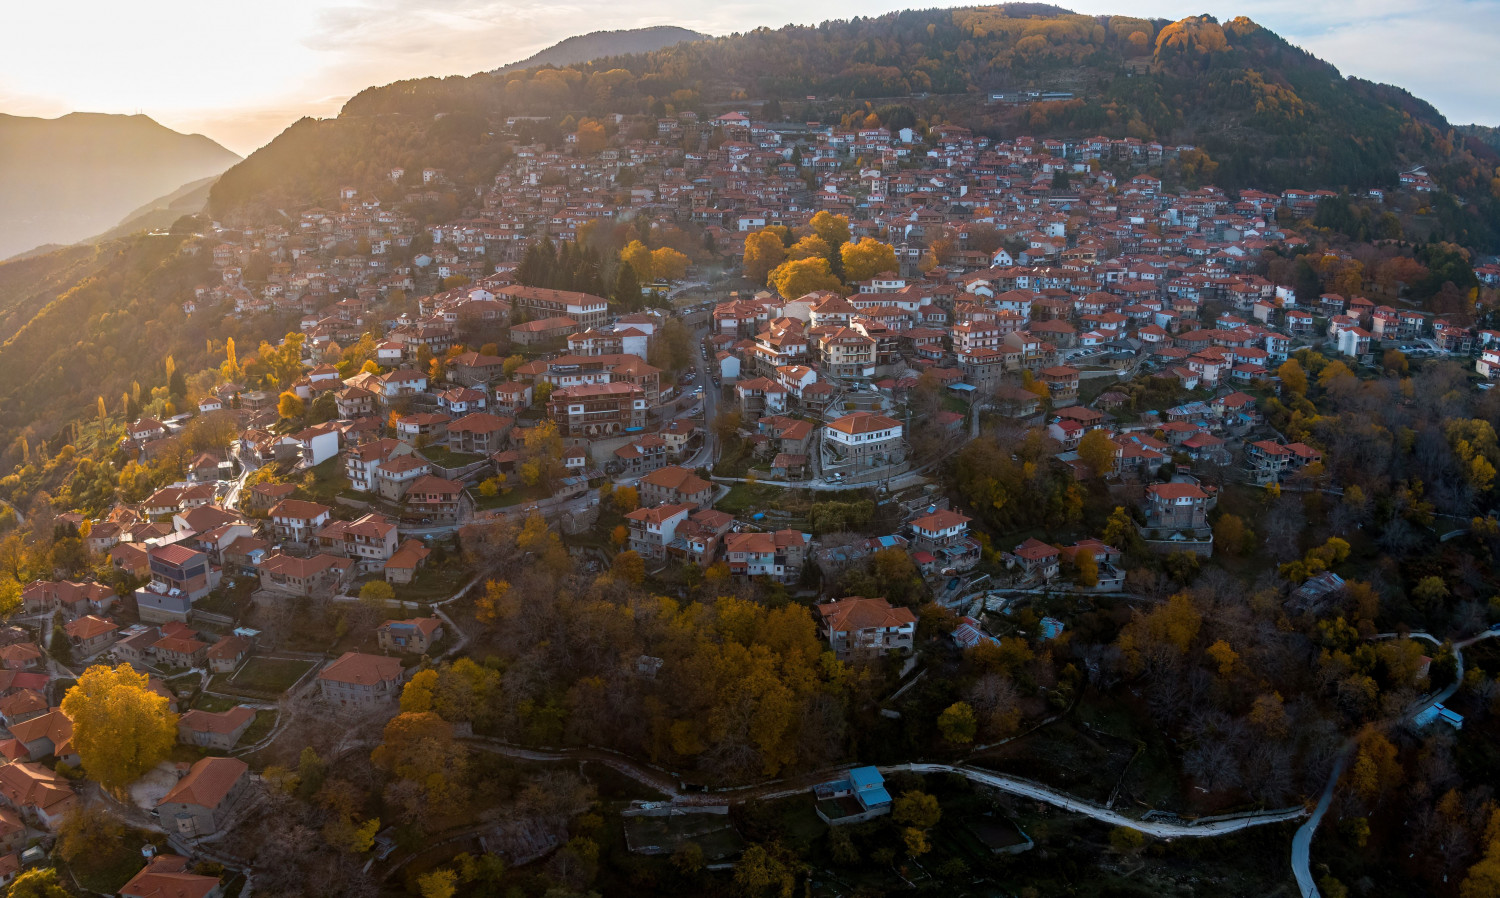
[[0, 113, 239, 260], [1458, 124, 1500, 153], [211, 6, 1499, 220], [495, 26, 709, 72]]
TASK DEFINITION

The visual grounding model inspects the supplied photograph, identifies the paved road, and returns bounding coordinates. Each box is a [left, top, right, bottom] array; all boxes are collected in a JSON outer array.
[[459, 737, 1306, 836], [1292, 629, 1493, 897]]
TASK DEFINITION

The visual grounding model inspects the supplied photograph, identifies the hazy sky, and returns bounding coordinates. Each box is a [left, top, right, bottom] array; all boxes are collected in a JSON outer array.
[[2, 0, 1496, 155]]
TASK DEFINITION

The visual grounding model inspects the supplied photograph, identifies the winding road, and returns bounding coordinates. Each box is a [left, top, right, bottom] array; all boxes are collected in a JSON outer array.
[[1291, 629, 1493, 898], [458, 736, 1307, 836]]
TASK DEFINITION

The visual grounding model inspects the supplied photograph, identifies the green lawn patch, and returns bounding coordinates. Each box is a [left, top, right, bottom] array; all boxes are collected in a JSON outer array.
[[193, 577, 257, 618], [420, 446, 484, 468], [392, 563, 466, 603], [715, 482, 784, 515], [221, 657, 315, 696], [67, 825, 161, 893], [239, 710, 276, 746], [297, 457, 352, 504], [192, 692, 241, 713]]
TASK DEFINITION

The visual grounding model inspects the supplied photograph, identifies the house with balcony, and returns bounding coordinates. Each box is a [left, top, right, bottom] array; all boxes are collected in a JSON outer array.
[[721, 530, 812, 582], [395, 412, 451, 446], [268, 499, 333, 545], [316, 513, 399, 568], [734, 377, 789, 417], [446, 412, 514, 455], [547, 382, 647, 437], [624, 503, 696, 560], [1143, 480, 1217, 537], [258, 552, 354, 597], [825, 412, 904, 467], [403, 475, 469, 523], [638, 466, 714, 509], [816, 597, 917, 660], [1004, 538, 1060, 583], [908, 508, 980, 572], [1038, 365, 1081, 405]]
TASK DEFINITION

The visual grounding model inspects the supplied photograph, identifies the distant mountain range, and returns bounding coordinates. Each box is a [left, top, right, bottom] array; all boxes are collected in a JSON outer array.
[[495, 26, 709, 73], [0, 112, 239, 260]]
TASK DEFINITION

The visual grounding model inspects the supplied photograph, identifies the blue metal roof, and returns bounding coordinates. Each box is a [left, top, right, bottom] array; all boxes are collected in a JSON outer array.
[[860, 786, 893, 808], [848, 766, 884, 791]]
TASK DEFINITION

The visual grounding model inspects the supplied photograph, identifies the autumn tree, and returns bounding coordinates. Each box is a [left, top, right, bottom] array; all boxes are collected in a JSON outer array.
[[418, 868, 458, 898], [742, 229, 787, 284], [1278, 359, 1308, 396], [621, 240, 654, 281], [278, 391, 305, 419], [6, 869, 70, 898], [937, 701, 977, 744], [1074, 549, 1098, 588], [769, 257, 842, 300], [371, 712, 469, 817], [787, 234, 832, 262], [62, 664, 178, 794], [359, 580, 395, 610], [1076, 427, 1116, 478], [611, 550, 646, 586], [840, 238, 898, 283], [652, 247, 690, 281], [809, 211, 851, 251]]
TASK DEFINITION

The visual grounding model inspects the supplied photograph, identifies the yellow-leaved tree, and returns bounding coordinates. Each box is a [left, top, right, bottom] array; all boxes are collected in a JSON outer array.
[[62, 664, 178, 795], [809, 211, 852, 250], [742, 229, 787, 284], [840, 237, 898, 283], [768, 257, 842, 300]]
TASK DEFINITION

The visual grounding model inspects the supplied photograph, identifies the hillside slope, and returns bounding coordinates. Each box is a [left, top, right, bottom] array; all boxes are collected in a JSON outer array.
[[496, 26, 709, 72], [209, 7, 1498, 230], [0, 112, 239, 259], [85, 175, 217, 244]]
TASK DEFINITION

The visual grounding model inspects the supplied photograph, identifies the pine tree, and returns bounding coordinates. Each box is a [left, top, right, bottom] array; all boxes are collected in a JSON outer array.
[[614, 263, 641, 309]]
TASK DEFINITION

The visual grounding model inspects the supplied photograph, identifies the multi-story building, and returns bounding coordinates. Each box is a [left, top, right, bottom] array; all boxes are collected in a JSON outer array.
[[257, 552, 355, 597], [824, 412, 904, 466], [318, 652, 405, 706], [624, 502, 696, 560], [494, 285, 609, 329], [1143, 481, 1217, 533], [156, 757, 249, 837], [446, 412, 514, 454], [316, 513, 400, 567], [721, 530, 812, 582], [268, 499, 333, 544], [816, 327, 876, 379], [815, 597, 917, 659], [638, 466, 715, 509], [403, 475, 469, 523], [547, 382, 647, 437]]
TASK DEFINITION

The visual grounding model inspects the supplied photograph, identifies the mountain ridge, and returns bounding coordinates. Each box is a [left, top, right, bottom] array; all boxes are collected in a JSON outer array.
[[0, 112, 239, 260], [494, 25, 710, 73], [208, 7, 1500, 238]]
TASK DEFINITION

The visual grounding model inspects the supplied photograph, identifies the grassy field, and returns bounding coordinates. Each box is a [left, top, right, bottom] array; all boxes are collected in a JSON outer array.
[[391, 562, 466, 603], [220, 657, 315, 696], [67, 826, 162, 892]]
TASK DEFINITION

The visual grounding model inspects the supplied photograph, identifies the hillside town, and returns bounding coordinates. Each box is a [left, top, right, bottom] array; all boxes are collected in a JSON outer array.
[[1, 98, 1499, 898]]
